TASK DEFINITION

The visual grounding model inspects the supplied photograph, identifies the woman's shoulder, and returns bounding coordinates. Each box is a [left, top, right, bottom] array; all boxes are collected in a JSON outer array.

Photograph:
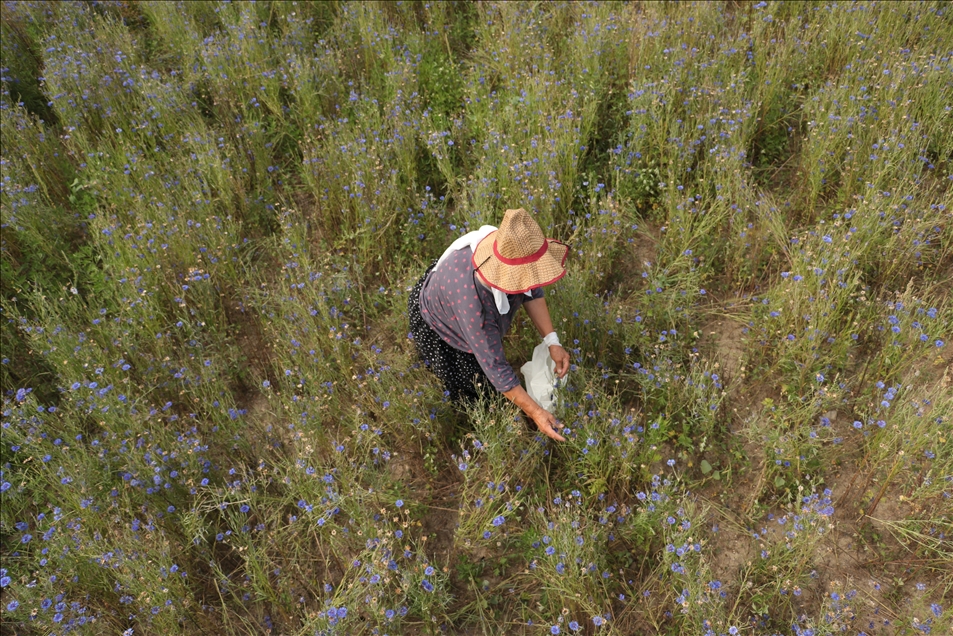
[[452, 244, 475, 262]]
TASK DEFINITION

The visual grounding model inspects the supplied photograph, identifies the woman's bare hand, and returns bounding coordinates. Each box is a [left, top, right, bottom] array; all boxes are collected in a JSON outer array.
[[531, 407, 565, 442]]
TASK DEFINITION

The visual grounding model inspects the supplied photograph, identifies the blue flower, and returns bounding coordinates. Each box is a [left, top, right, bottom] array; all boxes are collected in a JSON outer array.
[[421, 579, 434, 593]]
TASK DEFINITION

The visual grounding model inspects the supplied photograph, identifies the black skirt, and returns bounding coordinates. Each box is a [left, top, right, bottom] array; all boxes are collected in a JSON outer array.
[[408, 260, 493, 403]]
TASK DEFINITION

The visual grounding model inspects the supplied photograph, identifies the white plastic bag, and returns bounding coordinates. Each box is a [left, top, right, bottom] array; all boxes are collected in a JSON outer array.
[[520, 342, 567, 412]]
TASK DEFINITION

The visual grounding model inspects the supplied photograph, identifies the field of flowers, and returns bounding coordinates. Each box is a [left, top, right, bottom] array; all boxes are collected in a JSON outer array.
[[1, 1, 951, 634]]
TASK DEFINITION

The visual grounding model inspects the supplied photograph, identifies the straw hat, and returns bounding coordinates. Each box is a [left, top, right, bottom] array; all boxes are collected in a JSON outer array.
[[472, 208, 569, 294]]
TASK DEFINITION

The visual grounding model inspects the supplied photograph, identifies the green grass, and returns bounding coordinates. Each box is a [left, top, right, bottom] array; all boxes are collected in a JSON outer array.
[[2, 1, 951, 634]]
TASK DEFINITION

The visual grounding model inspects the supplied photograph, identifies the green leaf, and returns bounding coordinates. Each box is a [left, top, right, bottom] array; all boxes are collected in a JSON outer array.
[[700, 459, 712, 474], [588, 478, 607, 496], [774, 476, 786, 488]]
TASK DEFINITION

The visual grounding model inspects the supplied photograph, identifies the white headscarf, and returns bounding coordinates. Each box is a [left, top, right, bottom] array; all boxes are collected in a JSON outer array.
[[435, 225, 532, 315]]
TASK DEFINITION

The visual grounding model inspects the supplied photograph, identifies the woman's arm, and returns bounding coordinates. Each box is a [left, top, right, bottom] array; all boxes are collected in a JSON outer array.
[[523, 297, 570, 378], [502, 384, 565, 442], [523, 296, 554, 338], [463, 277, 566, 441]]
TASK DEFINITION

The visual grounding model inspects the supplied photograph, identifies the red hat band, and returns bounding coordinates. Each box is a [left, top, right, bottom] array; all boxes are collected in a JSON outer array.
[[492, 238, 549, 266]]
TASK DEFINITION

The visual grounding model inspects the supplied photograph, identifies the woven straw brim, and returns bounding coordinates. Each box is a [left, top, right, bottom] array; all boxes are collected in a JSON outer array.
[[471, 231, 569, 294]]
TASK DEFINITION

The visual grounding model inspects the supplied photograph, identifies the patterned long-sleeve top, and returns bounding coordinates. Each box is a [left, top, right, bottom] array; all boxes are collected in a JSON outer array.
[[418, 246, 544, 392]]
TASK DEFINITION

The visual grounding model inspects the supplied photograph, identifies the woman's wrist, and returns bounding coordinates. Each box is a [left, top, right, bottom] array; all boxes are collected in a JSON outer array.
[[503, 384, 545, 418], [522, 393, 545, 419], [543, 331, 560, 347]]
